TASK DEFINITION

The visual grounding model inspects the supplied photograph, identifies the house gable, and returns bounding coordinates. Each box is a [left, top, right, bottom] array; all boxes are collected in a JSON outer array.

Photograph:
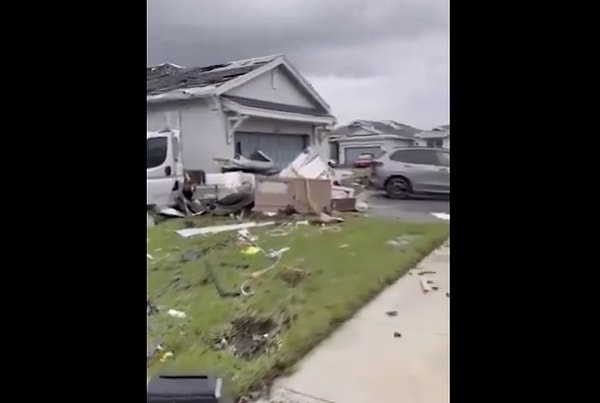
[[225, 65, 322, 110]]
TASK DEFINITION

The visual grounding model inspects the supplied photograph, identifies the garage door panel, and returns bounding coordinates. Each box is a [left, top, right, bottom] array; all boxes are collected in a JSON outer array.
[[235, 132, 307, 167]]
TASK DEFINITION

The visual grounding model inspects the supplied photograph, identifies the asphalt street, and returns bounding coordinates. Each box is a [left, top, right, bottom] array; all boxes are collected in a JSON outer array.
[[364, 191, 450, 222]]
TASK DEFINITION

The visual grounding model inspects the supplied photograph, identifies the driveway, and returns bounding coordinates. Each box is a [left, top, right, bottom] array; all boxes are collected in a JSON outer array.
[[259, 243, 450, 403], [363, 191, 450, 222]]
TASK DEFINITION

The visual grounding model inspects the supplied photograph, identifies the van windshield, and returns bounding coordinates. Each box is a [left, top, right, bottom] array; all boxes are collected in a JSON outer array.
[[147, 137, 168, 169]]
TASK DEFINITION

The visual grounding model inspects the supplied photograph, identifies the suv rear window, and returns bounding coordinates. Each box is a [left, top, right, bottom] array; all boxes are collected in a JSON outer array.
[[147, 137, 168, 169], [389, 149, 438, 165]]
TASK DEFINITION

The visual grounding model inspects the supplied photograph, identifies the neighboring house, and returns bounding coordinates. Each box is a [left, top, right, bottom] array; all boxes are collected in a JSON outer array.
[[414, 124, 450, 149], [147, 55, 336, 172], [329, 120, 421, 165]]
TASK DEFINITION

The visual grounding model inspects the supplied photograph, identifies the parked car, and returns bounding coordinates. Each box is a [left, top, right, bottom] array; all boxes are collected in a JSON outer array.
[[370, 147, 450, 199], [352, 153, 375, 168]]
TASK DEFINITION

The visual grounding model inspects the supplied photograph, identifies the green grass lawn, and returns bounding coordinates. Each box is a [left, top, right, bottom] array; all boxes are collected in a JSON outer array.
[[147, 215, 449, 397]]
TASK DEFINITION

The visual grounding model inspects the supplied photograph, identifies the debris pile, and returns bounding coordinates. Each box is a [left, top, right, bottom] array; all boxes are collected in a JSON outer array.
[[279, 266, 308, 287], [211, 313, 293, 360], [151, 147, 368, 221]]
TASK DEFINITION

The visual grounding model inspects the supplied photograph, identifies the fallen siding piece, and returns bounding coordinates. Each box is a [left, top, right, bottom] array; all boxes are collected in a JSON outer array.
[[176, 221, 276, 238], [431, 212, 450, 221]]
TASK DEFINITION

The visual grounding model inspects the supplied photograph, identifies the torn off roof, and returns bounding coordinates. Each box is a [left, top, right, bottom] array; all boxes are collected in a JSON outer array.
[[147, 55, 280, 96]]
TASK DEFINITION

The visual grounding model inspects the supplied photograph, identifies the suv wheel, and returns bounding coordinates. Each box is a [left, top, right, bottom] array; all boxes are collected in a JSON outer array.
[[386, 177, 411, 199]]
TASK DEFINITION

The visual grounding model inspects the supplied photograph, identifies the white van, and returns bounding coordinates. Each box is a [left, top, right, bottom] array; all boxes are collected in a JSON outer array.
[[147, 129, 184, 207]]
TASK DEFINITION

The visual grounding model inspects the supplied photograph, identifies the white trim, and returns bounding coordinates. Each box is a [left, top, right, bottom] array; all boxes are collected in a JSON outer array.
[[215, 55, 332, 114], [226, 114, 248, 145], [147, 86, 216, 104], [222, 98, 336, 125]]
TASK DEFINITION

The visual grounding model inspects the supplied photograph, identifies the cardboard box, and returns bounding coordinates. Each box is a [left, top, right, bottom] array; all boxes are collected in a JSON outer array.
[[254, 176, 332, 214]]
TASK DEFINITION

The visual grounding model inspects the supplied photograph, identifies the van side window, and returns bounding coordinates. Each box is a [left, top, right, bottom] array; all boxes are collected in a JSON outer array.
[[147, 137, 168, 169]]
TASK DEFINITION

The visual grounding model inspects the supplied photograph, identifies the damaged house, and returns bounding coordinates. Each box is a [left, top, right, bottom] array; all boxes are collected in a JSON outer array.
[[414, 124, 450, 149], [147, 55, 336, 172], [328, 120, 421, 166]]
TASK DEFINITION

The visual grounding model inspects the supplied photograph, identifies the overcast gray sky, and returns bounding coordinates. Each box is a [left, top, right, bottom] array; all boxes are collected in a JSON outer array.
[[147, 0, 449, 129]]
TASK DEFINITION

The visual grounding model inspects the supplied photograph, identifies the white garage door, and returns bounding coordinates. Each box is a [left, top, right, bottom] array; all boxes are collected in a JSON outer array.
[[235, 132, 308, 167]]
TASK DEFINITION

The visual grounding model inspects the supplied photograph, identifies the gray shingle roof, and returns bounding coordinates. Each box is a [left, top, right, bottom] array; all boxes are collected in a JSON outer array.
[[332, 120, 422, 138], [147, 56, 278, 95]]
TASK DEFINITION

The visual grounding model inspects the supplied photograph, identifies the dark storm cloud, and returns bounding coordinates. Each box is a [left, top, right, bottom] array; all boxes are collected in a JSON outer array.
[[147, 0, 449, 127], [147, 0, 448, 76]]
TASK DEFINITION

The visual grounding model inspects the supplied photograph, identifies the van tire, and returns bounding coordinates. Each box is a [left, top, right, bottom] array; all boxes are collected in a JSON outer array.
[[385, 176, 412, 199]]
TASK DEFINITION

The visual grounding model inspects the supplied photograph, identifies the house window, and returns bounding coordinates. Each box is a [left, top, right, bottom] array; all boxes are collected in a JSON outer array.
[[427, 139, 443, 148]]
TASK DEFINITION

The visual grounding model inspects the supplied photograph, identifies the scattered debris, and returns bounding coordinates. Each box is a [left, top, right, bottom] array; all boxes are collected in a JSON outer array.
[[159, 351, 174, 362], [446, 292, 450, 298], [339, 244, 350, 249], [237, 229, 259, 244], [264, 224, 294, 237], [313, 212, 344, 224], [254, 176, 332, 214], [432, 286, 439, 291], [355, 199, 369, 212], [394, 332, 402, 338], [331, 197, 357, 212], [279, 267, 308, 287], [386, 235, 417, 248], [180, 249, 205, 262], [431, 212, 450, 221], [225, 315, 280, 359], [417, 270, 436, 276], [147, 253, 154, 260], [147, 300, 159, 316], [420, 278, 432, 293], [159, 207, 186, 218], [279, 148, 331, 180], [264, 247, 290, 259], [167, 309, 187, 319], [385, 310, 398, 317], [147, 341, 163, 365], [214, 150, 280, 175], [176, 221, 276, 238], [241, 246, 261, 255], [212, 191, 255, 216]]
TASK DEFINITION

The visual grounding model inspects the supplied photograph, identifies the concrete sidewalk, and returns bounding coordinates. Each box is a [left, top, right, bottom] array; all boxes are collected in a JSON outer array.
[[259, 242, 450, 403]]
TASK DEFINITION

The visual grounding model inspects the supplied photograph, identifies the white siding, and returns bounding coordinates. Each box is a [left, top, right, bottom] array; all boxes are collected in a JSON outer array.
[[147, 108, 180, 131], [415, 137, 450, 150], [147, 100, 229, 173], [443, 137, 450, 149], [179, 100, 229, 172], [227, 66, 317, 108]]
